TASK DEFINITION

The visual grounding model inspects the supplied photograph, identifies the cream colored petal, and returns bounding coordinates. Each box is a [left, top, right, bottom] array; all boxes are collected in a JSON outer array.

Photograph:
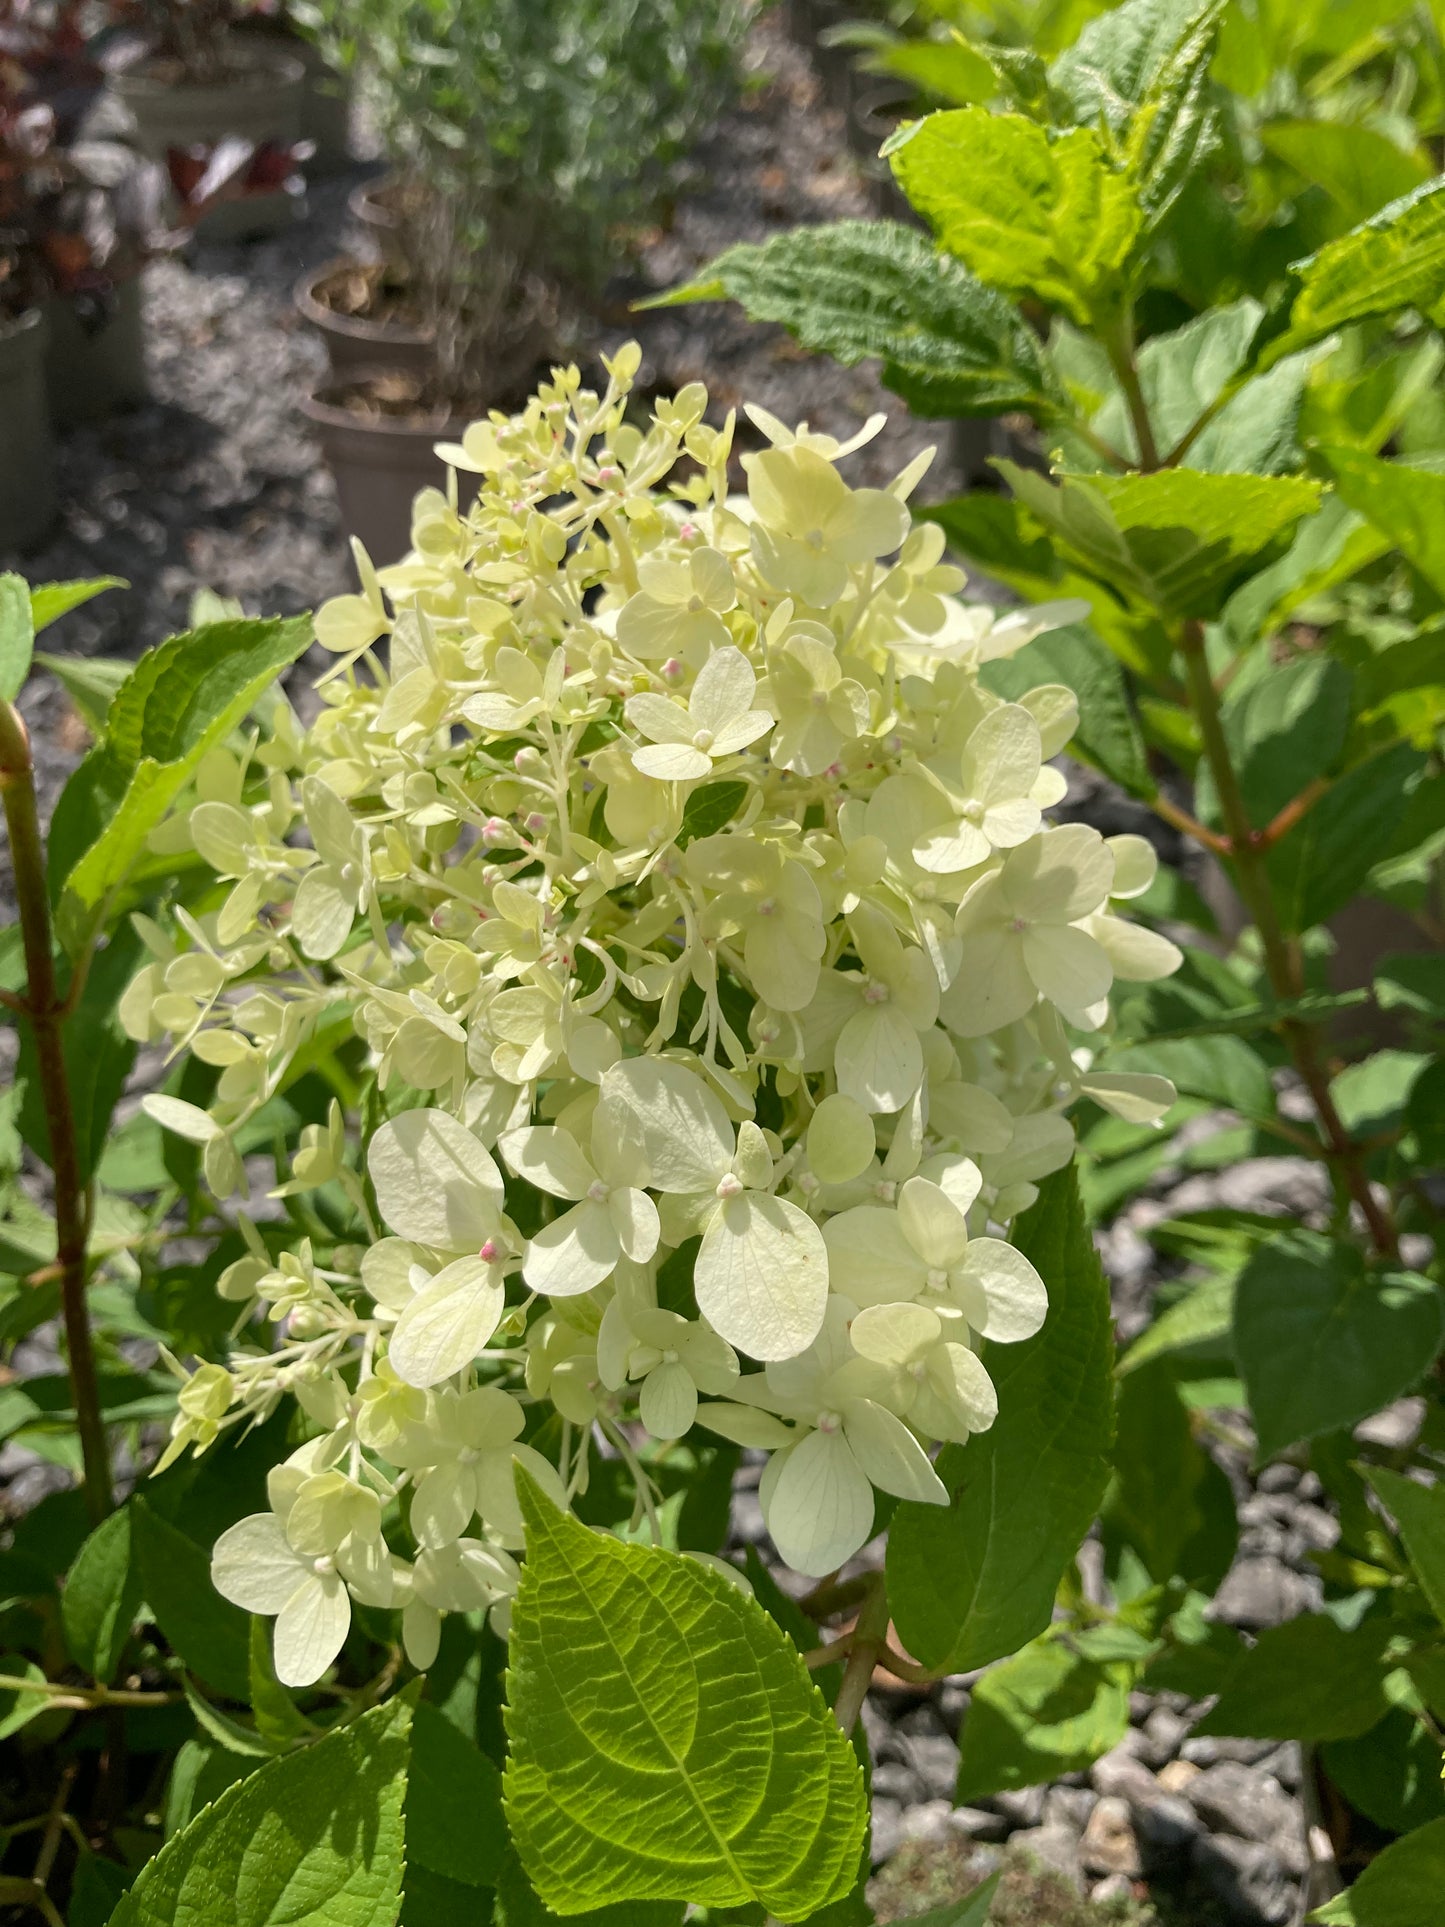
[[522, 1200, 620, 1297], [639, 1361, 698, 1440], [841, 1397, 947, 1505], [368, 1109, 504, 1246], [763, 1429, 876, 1577], [273, 1570, 350, 1688], [388, 1257, 506, 1388], [695, 1193, 829, 1362], [1022, 923, 1113, 1012]]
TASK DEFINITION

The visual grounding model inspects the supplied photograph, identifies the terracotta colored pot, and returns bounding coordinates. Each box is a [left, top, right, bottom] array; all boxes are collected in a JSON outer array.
[[111, 44, 306, 242], [302, 374, 464, 565], [0, 309, 58, 553], [294, 258, 434, 381], [44, 273, 147, 426]]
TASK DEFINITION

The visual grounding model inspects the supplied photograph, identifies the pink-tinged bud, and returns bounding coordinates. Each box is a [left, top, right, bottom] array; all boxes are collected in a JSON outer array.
[[597, 465, 621, 487], [479, 1239, 498, 1262], [662, 657, 684, 682], [481, 817, 510, 844], [678, 520, 699, 543], [525, 811, 548, 834]]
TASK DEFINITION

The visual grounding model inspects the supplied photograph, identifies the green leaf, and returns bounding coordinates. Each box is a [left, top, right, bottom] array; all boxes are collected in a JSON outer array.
[[955, 1630, 1133, 1801], [1198, 1609, 1391, 1742], [1375, 952, 1445, 1021], [62, 1505, 140, 1684], [1265, 742, 1430, 933], [979, 621, 1152, 798], [1102, 1360, 1236, 1589], [503, 1473, 866, 1920], [248, 1616, 313, 1748], [1105, 1035, 1274, 1117], [34, 653, 133, 737], [164, 1738, 255, 1838], [0, 1656, 51, 1740], [48, 614, 311, 957], [1209, 654, 1353, 830], [886, 108, 1143, 326], [1118, 1272, 1235, 1374], [68, 1853, 130, 1927], [904, 1876, 1002, 1927], [1234, 1232, 1444, 1460], [17, 922, 142, 1187], [1315, 446, 1445, 601], [887, 1165, 1114, 1673], [1329, 1050, 1429, 1139], [1311, 1819, 1445, 1925], [109, 1696, 411, 1927], [492, 1840, 684, 1927], [0, 574, 35, 702], [1320, 1710, 1445, 1838], [29, 576, 125, 634], [997, 462, 1322, 619], [656, 221, 1055, 419], [1261, 121, 1430, 231], [408, 1701, 505, 1889], [677, 779, 749, 850], [133, 1499, 251, 1703], [1284, 178, 1445, 352], [1362, 1467, 1445, 1632]]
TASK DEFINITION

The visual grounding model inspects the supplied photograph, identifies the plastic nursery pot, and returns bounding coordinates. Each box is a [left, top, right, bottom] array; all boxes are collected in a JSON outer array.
[[44, 274, 147, 427], [294, 257, 435, 382], [348, 174, 417, 272], [0, 308, 59, 553], [111, 43, 306, 243], [302, 370, 467, 567]]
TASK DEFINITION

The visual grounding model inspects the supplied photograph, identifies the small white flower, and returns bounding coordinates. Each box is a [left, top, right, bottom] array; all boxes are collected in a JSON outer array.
[[625, 644, 774, 781]]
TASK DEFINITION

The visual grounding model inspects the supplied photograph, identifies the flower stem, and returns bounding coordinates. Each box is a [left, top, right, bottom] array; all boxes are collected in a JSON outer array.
[[0, 700, 113, 1521], [831, 1575, 890, 1738]]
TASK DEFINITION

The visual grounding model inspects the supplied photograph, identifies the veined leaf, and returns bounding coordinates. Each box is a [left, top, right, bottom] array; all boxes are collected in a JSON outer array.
[[1234, 1232, 1444, 1460], [108, 1695, 410, 1927], [1311, 1817, 1445, 1924], [1265, 741, 1429, 933], [61, 1505, 140, 1685], [655, 220, 1056, 419], [17, 921, 142, 1187], [133, 1500, 251, 1703], [29, 576, 125, 633], [1118, 1272, 1236, 1375], [1316, 445, 1445, 601], [48, 615, 311, 957], [1197, 1609, 1390, 1742], [1261, 120, 1430, 231], [1282, 177, 1445, 352], [887, 1165, 1114, 1673], [33, 653, 132, 737], [955, 1628, 1132, 1800], [887, 108, 1143, 326], [503, 1473, 866, 1919], [1362, 1467, 1445, 1633]]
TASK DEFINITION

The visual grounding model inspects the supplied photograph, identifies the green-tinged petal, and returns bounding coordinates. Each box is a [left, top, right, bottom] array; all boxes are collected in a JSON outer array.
[[762, 1430, 876, 1576], [368, 1108, 504, 1246], [1002, 825, 1114, 923], [499, 1125, 595, 1201], [389, 1257, 506, 1388], [955, 1238, 1048, 1344], [604, 1058, 734, 1193], [640, 1361, 699, 1440], [696, 1193, 829, 1362], [807, 1093, 876, 1185], [850, 1300, 942, 1366], [821, 1205, 923, 1306], [841, 1398, 948, 1504], [273, 1570, 350, 1688], [1022, 923, 1113, 1012], [523, 1200, 620, 1296], [898, 1176, 970, 1270], [211, 1513, 305, 1613]]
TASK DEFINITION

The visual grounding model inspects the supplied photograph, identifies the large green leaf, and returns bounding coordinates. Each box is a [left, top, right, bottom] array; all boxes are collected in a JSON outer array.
[[49, 615, 311, 957], [133, 1500, 251, 1703], [34, 653, 133, 738], [16, 922, 142, 1187], [408, 1702, 506, 1890], [1362, 1467, 1445, 1633], [1234, 1232, 1444, 1459], [1315, 446, 1445, 600], [1283, 178, 1445, 351], [1265, 742, 1429, 933], [1198, 1609, 1390, 1742], [62, 1505, 140, 1685], [1261, 121, 1430, 231], [1102, 1360, 1236, 1589], [955, 1630, 1133, 1801], [1207, 654, 1353, 830], [998, 462, 1322, 618], [887, 108, 1143, 325], [1118, 1271, 1235, 1375], [887, 1166, 1114, 1673], [30, 577, 126, 634], [978, 621, 1152, 798], [1311, 1817, 1445, 1924], [503, 1475, 866, 1920], [656, 221, 1056, 419], [108, 1696, 411, 1927]]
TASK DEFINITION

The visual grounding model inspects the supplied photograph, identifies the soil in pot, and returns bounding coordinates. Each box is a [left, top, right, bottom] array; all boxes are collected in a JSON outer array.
[[0, 308, 59, 553], [303, 370, 470, 566], [295, 258, 435, 381], [111, 43, 306, 242], [44, 274, 147, 427]]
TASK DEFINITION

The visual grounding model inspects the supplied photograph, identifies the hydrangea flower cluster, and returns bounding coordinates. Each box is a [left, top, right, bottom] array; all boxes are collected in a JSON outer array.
[[127, 346, 1180, 1687]]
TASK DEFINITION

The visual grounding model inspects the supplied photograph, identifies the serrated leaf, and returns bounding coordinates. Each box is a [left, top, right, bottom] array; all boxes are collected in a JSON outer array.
[[503, 1473, 866, 1919], [1265, 741, 1429, 933], [997, 462, 1322, 619], [660, 221, 1056, 419], [0, 573, 34, 703], [62, 1505, 140, 1684], [1261, 121, 1430, 231], [979, 620, 1152, 799], [1198, 1610, 1390, 1742], [29, 576, 125, 634], [887, 1165, 1114, 1673], [108, 1695, 411, 1927], [1316, 446, 1445, 601], [1310, 1816, 1445, 1924], [1362, 1467, 1445, 1633], [887, 108, 1143, 326], [1284, 178, 1445, 351], [133, 1499, 251, 1702], [34, 653, 132, 737], [492, 1841, 684, 1927], [955, 1629, 1133, 1801], [1234, 1232, 1444, 1460], [1207, 654, 1352, 830], [48, 615, 311, 957], [408, 1701, 505, 1889], [1118, 1272, 1235, 1375], [1106, 1034, 1273, 1117]]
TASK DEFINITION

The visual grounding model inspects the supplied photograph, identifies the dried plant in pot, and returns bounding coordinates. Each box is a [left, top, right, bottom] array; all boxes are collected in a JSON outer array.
[[105, 0, 310, 239], [295, 0, 751, 563]]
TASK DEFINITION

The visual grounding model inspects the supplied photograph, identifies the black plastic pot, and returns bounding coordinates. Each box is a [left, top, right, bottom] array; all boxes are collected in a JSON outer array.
[[302, 374, 463, 565], [44, 274, 147, 426], [111, 44, 306, 241], [0, 309, 58, 553]]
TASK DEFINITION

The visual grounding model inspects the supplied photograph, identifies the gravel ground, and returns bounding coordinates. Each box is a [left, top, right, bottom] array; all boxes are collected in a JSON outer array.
[[0, 10, 1352, 1923]]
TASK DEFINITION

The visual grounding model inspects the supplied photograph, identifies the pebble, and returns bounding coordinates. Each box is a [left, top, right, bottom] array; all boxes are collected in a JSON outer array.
[[1007, 1823, 1086, 1892], [1079, 1796, 1142, 1877], [1191, 1833, 1298, 1925]]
